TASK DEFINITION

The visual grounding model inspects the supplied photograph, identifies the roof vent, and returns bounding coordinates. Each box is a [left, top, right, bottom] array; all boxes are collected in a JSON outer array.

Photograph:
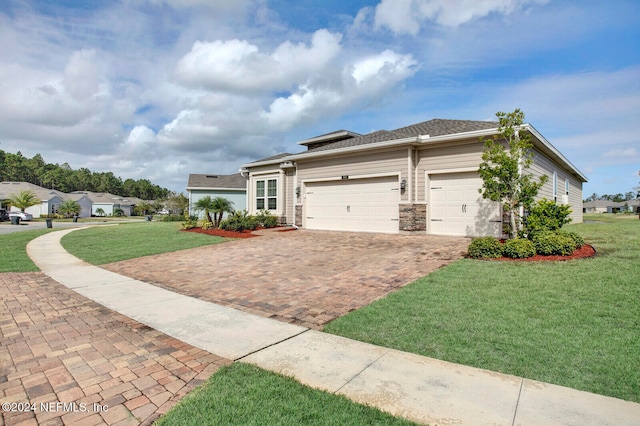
[[206, 175, 218, 178]]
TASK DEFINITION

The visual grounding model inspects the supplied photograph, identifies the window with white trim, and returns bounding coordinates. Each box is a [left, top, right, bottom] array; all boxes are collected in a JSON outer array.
[[256, 178, 277, 211]]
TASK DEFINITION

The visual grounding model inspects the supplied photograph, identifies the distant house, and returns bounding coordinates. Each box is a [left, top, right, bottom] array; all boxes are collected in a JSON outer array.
[[186, 174, 247, 219], [583, 199, 640, 214], [0, 182, 92, 218], [70, 191, 140, 216]]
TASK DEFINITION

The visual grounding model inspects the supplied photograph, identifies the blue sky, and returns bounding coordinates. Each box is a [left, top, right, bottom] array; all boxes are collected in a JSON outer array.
[[0, 0, 638, 197]]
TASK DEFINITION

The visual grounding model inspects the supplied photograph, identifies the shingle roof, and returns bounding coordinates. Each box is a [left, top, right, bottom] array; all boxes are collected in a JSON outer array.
[[304, 119, 498, 153], [247, 153, 294, 164], [187, 173, 246, 189], [69, 191, 138, 205], [392, 119, 498, 137], [0, 181, 64, 201]]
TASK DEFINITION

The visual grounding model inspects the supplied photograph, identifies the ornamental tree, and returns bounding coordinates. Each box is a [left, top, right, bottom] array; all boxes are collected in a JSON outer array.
[[478, 108, 548, 238]]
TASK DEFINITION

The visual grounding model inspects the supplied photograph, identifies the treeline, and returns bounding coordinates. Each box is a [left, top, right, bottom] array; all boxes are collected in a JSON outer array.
[[584, 191, 638, 203], [0, 150, 170, 200]]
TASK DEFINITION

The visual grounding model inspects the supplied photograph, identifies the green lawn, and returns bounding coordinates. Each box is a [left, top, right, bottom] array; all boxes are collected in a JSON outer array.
[[0, 228, 56, 272], [325, 214, 640, 403], [155, 362, 415, 426], [60, 222, 227, 264]]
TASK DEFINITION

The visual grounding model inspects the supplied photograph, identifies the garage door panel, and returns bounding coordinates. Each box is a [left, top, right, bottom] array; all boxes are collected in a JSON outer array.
[[429, 173, 501, 237], [305, 177, 399, 234]]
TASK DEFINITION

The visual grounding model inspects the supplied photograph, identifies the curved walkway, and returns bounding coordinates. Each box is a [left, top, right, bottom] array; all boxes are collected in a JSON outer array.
[[19, 228, 640, 425]]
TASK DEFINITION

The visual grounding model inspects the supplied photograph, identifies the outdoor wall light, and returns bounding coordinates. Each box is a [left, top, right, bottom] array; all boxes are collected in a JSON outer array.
[[400, 179, 407, 190], [295, 186, 301, 195]]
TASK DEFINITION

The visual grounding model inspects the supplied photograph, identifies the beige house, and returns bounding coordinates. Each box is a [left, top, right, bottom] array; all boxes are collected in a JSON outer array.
[[241, 119, 587, 237]]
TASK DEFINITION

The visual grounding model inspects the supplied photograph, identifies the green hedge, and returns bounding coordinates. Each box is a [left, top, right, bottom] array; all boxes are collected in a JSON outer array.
[[468, 237, 503, 259], [503, 238, 536, 258]]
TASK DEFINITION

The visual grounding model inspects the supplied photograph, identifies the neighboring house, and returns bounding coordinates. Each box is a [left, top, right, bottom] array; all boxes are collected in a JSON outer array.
[[70, 191, 139, 216], [241, 119, 587, 237], [583, 199, 640, 214], [186, 173, 247, 219], [0, 182, 92, 218]]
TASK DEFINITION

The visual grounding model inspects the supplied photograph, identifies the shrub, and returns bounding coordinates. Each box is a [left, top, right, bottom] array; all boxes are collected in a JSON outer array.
[[468, 237, 503, 259], [201, 221, 214, 230], [558, 230, 585, 249], [525, 199, 572, 236], [220, 210, 258, 232], [182, 215, 198, 230], [256, 210, 279, 228], [161, 214, 184, 222], [532, 231, 575, 256], [503, 238, 536, 259]]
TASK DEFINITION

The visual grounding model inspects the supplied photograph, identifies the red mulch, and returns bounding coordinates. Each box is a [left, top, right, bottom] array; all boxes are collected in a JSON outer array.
[[182, 227, 258, 238], [494, 244, 596, 262]]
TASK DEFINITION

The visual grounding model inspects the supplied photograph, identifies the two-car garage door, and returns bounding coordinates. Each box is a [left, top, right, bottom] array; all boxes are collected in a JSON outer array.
[[429, 172, 502, 237], [305, 176, 400, 234]]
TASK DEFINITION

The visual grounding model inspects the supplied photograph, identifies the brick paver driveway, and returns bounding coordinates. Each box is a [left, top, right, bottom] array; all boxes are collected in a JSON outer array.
[[0, 273, 230, 426], [104, 230, 470, 329]]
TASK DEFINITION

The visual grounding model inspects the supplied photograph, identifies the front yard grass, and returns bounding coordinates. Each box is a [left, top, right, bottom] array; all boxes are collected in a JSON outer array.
[[155, 362, 415, 426], [325, 214, 640, 403], [61, 222, 228, 264], [0, 228, 56, 272]]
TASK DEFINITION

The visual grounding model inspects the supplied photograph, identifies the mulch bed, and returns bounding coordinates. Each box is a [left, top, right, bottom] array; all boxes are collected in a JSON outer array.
[[182, 227, 258, 238], [494, 244, 596, 262]]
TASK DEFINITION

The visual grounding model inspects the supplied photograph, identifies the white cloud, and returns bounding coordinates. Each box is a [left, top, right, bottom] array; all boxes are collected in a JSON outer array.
[[373, 0, 549, 34], [174, 29, 342, 93]]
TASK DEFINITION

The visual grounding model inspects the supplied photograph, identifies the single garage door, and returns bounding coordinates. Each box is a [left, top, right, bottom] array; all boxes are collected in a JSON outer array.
[[305, 176, 400, 233], [429, 172, 502, 237]]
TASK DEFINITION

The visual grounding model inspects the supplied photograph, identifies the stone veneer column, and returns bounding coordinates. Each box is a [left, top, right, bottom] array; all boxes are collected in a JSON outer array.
[[295, 205, 303, 227], [399, 203, 427, 232]]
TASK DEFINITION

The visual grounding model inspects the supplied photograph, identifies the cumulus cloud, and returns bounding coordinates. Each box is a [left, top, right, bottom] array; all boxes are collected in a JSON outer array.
[[374, 0, 549, 34], [174, 29, 342, 93], [263, 50, 417, 130]]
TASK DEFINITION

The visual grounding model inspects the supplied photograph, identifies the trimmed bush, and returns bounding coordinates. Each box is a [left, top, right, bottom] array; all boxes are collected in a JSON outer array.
[[468, 237, 504, 259], [201, 221, 214, 230], [256, 210, 279, 228], [220, 210, 259, 232], [559, 230, 585, 249], [181, 215, 198, 230], [532, 231, 575, 256], [161, 214, 184, 222], [525, 198, 572, 236], [503, 238, 536, 259]]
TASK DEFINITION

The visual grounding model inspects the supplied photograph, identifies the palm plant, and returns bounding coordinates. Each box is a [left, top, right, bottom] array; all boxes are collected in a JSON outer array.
[[193, 196, 216, 224], [58, 199, 81, 218], [135, 201, 154, 216], [95, 207, 105, 217], [193, 196, 234, 227], [9, 190, 40, 212], [211, 196, 235, 228]]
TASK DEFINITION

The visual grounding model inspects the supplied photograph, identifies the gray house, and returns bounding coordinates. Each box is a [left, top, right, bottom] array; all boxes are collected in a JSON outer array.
[[186, 173, 247, 219], [0, 182, 92, 218], [241, 118, 587, 237]]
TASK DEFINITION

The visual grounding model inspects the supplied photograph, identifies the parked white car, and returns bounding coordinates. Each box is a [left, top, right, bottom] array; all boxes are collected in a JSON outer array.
[[9, 211, 33, 221]]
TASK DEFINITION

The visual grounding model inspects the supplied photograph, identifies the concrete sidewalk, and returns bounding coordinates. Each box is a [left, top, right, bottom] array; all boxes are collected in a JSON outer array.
[[26, 228, 640, 425]]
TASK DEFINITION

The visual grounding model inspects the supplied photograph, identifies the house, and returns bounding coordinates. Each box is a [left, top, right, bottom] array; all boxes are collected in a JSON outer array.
[[0, 182, 93, 218], [583, 199, 640, 214], [186, 173, 247, 219], [70, 191, 139, 216], [241, 119, 587, 237]]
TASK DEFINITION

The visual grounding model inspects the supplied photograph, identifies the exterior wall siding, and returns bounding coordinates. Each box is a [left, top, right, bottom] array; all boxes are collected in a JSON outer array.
[[297, 148, 408, 200], [530, 149, 583, 223]]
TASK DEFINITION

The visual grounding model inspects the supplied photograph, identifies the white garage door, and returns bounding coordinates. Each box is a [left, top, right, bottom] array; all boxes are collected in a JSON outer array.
[[305, 176, 400, 233], [429, 172, 502, 237]]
